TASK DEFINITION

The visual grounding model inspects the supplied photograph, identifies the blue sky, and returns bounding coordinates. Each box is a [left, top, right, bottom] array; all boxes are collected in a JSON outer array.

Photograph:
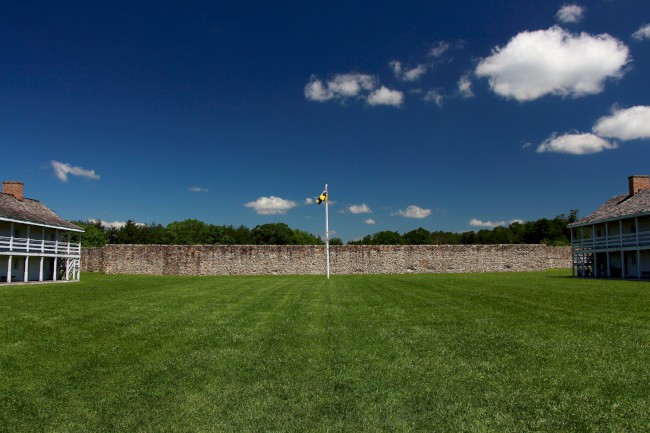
[[2, 1, 650, 241]]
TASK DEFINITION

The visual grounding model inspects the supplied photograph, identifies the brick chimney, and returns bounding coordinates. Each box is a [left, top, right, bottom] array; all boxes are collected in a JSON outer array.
[[628, 175, 650, 196], [2, 181, 24, 201]]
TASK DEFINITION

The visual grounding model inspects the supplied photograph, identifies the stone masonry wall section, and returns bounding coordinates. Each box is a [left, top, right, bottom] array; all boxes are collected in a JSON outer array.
[[82, 244, 571, 275]]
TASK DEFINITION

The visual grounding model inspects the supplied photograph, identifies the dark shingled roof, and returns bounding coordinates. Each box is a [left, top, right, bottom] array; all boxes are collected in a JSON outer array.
[[0, 193, 83, 232], [568, 189, 650, 228]]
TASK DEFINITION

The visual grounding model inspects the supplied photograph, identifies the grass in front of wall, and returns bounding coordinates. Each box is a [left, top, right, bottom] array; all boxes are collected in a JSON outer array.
[[1, 270, 649, 432]]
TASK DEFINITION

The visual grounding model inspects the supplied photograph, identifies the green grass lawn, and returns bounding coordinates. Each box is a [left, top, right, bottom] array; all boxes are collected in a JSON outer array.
[[1, 270, 649, 432]]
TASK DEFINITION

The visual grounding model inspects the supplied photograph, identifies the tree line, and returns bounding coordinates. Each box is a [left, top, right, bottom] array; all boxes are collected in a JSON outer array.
[[72, 220, 330, 247], [348, 211, 577, 246], [73, 210, 578, 248]]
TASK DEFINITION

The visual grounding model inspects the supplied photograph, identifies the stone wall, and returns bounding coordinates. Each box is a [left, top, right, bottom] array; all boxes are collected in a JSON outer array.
[[82, 244, 571, 275], [83, 247, 105, 274]]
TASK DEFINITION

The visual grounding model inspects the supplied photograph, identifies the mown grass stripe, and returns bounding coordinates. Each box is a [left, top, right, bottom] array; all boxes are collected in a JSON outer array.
[[1, 270, 649, 432]]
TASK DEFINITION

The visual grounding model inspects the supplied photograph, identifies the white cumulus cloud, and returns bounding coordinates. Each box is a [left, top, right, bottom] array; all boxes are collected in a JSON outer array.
[[390, 60, 428, 82], [556, 4, 585, 23], [632, 24, 650, 41], [367, 86, 404, 107], [429, 41, 450, 58], [51, 160, 100, 182], [245, 196, 297, 215], [88, 219, 144, 229], [365, 218, 376, 225], [537, 133, 617, 155], [389, 60, 402, 76], [188, 186, 208, 193], [392, 205, 432, 219], [303, 77, 333, 101], [329, 73, 376, 96], [349, 203, 372, 214], [470, 218, 523, 228], [368, 86, 404, 107], [423, 89, 445, 107], [304, 73, 377, 102], [475, 26, 629, 102], [457, 74, 474, 98], [593, 106, 650, 141], [403, 65, 428, 81], [305, 73, 402, 107]]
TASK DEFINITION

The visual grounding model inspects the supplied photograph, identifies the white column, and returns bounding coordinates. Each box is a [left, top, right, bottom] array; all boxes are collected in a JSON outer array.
[[570, 228, 575, 277], [24, 256, 29, 282], [7, 255, 12, 282], [53, 257, 58, 282], [39, 256, 44, 282], [41, 227, 45, 253], [621, 251, 625, 279], [592, 224, 595, 249], [78, 234, 82, 281], [620, 221, 623, 247], [26, 225, 30, 252], [9, 222, 14, 251]]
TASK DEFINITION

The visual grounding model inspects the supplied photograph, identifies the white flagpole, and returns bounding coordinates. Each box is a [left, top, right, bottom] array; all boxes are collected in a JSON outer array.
[[325, 183, 330, 280]]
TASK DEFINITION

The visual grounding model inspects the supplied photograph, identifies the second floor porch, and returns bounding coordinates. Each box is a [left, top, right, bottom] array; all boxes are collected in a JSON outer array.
[[0, 234, 81, 256], [571, 215, 650, 252]]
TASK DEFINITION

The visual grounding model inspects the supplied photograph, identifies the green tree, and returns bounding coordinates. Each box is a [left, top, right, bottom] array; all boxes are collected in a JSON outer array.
[[403, 228, 431, 245], [507, 222, 526, 244], [115, 220, 146, 244], [347, 235, 373, 245], [460, 231, 477, 245], [476, 229, 494, 244], [230, 225, 253, 245], [166, 219, 211, 244], [371, 231, 404, 245], [251, 223, 296, 245], [71, 220, 108, 247], [208, 225, 234, 245], [293, 229, 324, 245], [143, 223, 170, 244], [491, 226, 511, 244], [430, 231, 460, 245]]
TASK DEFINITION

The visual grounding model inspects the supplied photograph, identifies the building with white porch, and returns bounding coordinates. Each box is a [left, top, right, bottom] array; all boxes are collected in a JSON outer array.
[[0, 181, 83, 284], [569, 175, 650, 279]]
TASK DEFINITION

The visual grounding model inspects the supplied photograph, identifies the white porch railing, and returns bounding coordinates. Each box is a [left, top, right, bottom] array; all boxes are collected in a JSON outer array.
[[0, 235, 81, 255], [573, 231, 650, 251]]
